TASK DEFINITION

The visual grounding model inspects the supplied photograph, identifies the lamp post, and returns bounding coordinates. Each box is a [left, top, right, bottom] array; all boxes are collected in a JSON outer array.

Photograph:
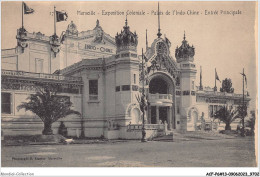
[[141, 48, 147, 142]]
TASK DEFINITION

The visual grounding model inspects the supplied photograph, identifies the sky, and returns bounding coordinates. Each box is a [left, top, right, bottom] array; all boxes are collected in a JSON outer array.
[[1, 1, 257, 109]]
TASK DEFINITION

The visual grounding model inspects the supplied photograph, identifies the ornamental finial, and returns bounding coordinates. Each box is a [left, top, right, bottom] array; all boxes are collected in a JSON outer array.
[[184, 31, 186, 40], [125, 15, 128, 27]]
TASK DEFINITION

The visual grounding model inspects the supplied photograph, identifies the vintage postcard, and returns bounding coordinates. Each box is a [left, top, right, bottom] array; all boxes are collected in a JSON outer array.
[[1, 1, 258, 176]]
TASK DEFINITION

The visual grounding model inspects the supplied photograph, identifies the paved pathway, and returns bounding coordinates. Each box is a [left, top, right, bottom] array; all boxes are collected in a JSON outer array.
[[2, 136, 256, 167]]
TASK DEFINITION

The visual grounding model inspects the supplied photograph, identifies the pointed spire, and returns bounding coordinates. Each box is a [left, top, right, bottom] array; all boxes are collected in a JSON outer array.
[[157, 2, 162, 38], [146, 29, 148, 51], [125, 15, 128, 27], [183, 31, 186, 40]]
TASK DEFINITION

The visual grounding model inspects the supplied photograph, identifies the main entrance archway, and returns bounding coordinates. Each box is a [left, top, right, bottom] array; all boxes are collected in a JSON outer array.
[[149, 77, 168, 94], [147, 72, 175, 129]]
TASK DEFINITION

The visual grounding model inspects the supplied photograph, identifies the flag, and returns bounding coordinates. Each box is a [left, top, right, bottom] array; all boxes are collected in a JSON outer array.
[[245, 75, 247, 88], [143, 54, 148, 62], [200, 66, 202, 81], [56, 11, 68, 22], [24, 2, 34, 14], [216, 70, 221, 82], [240, 72, 247, 88]]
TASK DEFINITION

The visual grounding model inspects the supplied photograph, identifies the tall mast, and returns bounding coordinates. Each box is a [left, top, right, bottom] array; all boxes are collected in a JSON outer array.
[[54, 6, 56, 35], [146, 29, 148, 51], [141, 48, 147, 142], [22, 2, 24, 29], [242, 68, 245, 135], [157, 2, 162, 38], [214, 68, 217, 91], [142, 48, 144, 94]]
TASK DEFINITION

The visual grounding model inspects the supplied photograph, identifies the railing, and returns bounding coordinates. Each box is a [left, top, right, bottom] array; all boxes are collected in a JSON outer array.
[[127, 124, 165, 131], [148, 93, 173, 102], [1, 70, 82, 82]]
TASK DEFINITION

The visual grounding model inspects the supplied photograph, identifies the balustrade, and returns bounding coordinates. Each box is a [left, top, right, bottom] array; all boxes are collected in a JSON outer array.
[[148, 93, 173, 105], [148, 93, 172, 100]]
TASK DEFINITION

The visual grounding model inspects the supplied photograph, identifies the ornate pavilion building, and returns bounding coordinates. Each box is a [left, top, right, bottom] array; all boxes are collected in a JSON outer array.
[[1, 17, 250, 139]]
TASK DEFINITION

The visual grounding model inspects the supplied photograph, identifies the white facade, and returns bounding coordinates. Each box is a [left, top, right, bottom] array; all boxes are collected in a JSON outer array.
[[1, 19, 250, 139]]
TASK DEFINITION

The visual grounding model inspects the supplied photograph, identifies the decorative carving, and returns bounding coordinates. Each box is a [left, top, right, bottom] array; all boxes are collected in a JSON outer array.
[[35, 32, 45, 39], [50, 34, 61, 57], [156, 42, 168, 56], [93, 19, 105, 44], [66, 21, 78, 36], [16, 27, 28, 53]]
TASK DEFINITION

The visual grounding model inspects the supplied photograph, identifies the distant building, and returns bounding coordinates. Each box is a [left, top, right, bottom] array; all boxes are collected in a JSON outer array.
[[1, 18, 250, 139]]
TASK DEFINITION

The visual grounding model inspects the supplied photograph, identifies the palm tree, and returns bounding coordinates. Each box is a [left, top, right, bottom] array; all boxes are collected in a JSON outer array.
[[213, 105, 240, 130], [17, 85, 80, 135]]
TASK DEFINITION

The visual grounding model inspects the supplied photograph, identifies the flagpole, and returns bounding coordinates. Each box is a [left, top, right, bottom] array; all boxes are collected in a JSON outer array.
[[146, 29, 148, 51], [141, 48, 147, 142], [200, 66, 203, 90], [242, 68, 245, 136], [54, 6, 56, 36], [214, 68, 216, 91], [22, 2, 24, 29]]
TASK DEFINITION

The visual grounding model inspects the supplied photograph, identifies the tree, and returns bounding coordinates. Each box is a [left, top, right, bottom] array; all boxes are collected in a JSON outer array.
[[213, 105, 240, 130], [17, 85, 80, 135], [220, 78, 234, 93]]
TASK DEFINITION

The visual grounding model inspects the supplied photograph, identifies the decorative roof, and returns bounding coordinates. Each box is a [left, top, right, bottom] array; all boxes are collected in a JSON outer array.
[[175, 32, 195, 62], [115, 17, 138, 51]]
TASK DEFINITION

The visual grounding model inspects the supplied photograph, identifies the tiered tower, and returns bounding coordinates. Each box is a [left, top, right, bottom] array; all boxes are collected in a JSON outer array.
[[114, 18, 140, 128], [175, 32, 197, 131]]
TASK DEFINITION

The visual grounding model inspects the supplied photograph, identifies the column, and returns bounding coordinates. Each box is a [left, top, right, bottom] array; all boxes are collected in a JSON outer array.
[[148, 106, 151, 124], [168, 106, 172, 130], [156, 106, 159, 124]]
